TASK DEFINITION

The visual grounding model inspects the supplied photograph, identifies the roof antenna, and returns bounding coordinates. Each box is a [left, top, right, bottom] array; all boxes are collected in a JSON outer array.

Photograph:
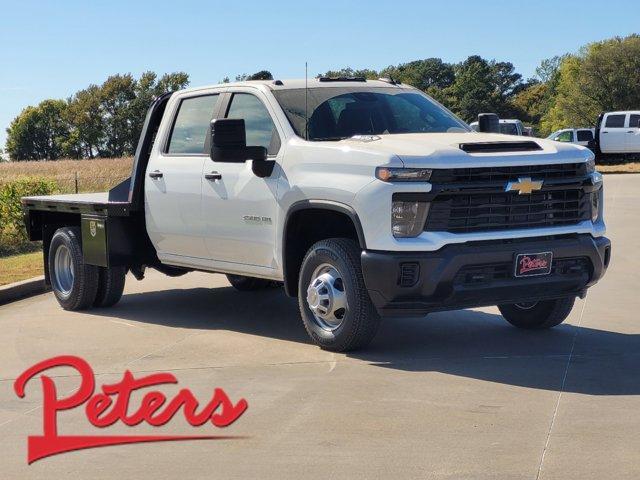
[[304, 62, 309, 140]]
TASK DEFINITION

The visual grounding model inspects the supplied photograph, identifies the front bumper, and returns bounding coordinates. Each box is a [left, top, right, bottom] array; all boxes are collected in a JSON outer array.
[[361, 234, 611, 317]]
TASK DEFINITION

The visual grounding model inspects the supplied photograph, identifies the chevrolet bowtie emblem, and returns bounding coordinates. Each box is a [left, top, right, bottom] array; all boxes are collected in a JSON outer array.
[[505, 177, 544, 195]]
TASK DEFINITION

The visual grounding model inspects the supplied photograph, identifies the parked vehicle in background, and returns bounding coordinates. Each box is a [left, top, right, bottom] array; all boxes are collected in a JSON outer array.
[[591, 111, 640, 160], [547, 128, 595, 147], [469, 119, 529, 136]]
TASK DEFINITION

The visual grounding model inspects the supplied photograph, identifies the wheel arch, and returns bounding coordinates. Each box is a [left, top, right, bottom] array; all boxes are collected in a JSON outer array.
[[282, 200, 366, 297]]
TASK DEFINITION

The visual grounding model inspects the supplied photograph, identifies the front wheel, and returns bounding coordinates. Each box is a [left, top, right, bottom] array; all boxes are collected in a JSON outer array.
[[498, 297, 575, 329], [298, 238, 380, 352]]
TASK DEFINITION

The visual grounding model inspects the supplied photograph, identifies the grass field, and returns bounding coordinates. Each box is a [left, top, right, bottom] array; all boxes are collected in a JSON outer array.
[[0, 157, 134, 193], [597, 162, 640, 174], [0, 251, 43, 286]]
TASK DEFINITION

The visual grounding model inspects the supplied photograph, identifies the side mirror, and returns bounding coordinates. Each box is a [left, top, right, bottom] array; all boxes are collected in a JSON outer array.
[[477, 113, 500, 133], [210, 118, 273, 177]]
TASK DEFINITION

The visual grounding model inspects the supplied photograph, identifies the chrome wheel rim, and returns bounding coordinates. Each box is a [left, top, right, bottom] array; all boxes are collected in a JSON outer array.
[[514, 301, 538, 310], [306, 263, 348, 331], [53, 244, 74, 297]]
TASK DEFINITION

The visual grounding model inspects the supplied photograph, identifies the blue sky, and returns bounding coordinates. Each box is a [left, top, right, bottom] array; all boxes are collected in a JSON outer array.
[[1, 0, 638, 150]]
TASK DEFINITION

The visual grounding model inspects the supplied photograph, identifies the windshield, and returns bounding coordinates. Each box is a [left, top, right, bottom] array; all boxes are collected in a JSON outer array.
[[271, 87, 469, 140]]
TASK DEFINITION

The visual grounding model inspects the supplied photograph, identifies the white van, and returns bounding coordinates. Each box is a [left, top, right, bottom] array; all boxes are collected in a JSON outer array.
[[547, 128, 594, 147], [596, 111, 640, 154]]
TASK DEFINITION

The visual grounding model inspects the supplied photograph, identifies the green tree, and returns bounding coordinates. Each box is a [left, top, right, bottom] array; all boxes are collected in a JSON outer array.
[[234, 70, 275, 81], [128, 71, 189, 152], [5, 99, 69, 160], [99, 74, 136, 157], [542, 35, 640, 132], [511, 81, 547, 126], [441, 56, 524, 121], [443, 56, 501, 121], [65, 84, 103, 158], [380, 58, 455, 92], [318, 67, 379, 79]]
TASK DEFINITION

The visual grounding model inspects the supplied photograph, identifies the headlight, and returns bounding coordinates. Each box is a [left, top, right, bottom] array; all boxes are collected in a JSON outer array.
[[591, 191, 600, 222], [585, 158, 596, 174], [376, 167, 432, 182], [392, 199, 430, 238]]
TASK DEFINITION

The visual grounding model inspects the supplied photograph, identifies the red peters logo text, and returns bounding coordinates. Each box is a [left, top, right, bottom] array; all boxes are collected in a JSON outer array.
[[518, 255, 549, 274], [13, 355, 248, 463]]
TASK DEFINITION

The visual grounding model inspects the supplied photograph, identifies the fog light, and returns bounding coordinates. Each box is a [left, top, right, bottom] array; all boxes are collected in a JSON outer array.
[[392, 200, 429, 238]]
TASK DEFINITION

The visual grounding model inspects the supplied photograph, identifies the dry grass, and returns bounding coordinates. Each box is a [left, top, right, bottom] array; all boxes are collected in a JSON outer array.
[[598, 162, 640, 174], [0, 157, 134, 193], [0, 251, 43, 286]]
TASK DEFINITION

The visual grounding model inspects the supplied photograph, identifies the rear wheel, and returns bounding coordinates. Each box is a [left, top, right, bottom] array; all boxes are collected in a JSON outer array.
[[49, 227, 99, 311], [298, 238, 380, 352], [226, 274, 273, 291], [94, 266, 127, 308], [498, 297, 575, 329]]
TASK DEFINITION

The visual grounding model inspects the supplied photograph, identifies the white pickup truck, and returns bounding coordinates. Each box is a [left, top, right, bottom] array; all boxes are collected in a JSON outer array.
[[591, 111, 640, 160], [22, 78, 611, 351]]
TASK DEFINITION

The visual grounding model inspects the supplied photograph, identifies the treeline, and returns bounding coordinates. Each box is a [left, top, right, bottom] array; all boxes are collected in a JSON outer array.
[[5, 72, 189, 160], [322, 34, 640, 135], [5, 34, 640, 161]]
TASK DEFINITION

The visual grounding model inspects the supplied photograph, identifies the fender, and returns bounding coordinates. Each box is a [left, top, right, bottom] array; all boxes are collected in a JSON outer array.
[[282, 200, 366, 297]]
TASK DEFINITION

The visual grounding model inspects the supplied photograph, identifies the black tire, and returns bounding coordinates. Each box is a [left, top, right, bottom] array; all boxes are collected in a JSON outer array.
[[298, 238, 381, 352], [226, 274, 272, 291], [94, 266, 127, 308], [498, 297, 575, 330], [48, 227, 99, 311]]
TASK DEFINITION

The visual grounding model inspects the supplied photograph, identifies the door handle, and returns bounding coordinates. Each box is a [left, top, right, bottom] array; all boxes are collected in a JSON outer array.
[[205, 171, 222, 181], [148, 170, 163, 179], [627, 131, 635, 133]]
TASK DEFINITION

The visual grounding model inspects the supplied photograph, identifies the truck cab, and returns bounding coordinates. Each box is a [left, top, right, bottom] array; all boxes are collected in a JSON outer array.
[[595, 111, 640, 154], [22, 78, 611, 352], [547, 128, 595, 147]]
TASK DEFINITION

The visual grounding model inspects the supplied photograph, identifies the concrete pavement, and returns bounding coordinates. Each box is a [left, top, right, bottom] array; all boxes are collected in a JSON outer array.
[[0, 174, 638, 479]]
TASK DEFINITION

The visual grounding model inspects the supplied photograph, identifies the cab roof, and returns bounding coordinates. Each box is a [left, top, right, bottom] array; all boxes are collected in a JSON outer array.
[[180, 78, 413, 94]]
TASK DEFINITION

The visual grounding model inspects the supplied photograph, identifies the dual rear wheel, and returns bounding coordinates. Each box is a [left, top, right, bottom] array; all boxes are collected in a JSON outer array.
[[49, 227, 126, 311]]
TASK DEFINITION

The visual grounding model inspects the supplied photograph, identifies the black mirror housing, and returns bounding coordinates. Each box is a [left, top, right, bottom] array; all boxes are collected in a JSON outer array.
[[210, 118, 268, 163], [477, 113, 500, 133]]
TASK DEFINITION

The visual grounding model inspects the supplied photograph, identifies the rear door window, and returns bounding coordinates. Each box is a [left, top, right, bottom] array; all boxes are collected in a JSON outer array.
[[167, 95, 219, 154], [605, 114, 626, 128], [576, 130, 593, 142], [629, 114, 640, 129]]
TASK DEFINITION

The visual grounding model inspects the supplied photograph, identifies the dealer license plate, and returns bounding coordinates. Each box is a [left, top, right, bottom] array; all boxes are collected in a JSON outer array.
[[514, 252, 553, 278]]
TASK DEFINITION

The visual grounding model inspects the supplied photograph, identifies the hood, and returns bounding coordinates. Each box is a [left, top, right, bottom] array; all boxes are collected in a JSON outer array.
[[339, 132, 593, 168]]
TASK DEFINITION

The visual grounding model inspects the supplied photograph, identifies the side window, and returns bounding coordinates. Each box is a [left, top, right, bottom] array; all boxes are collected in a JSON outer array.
[[555, 131, 573, 142], [630, 114, 640, 129], [605, 114, 626, 128], [226, 93, 281, 155], [167, 95, 219, 154], [577, 130, 593, 142]]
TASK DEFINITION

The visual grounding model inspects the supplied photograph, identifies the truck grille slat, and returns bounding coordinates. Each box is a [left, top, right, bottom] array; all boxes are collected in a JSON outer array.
[[429, 163, 586, 184], [425, 164, 592, 233]]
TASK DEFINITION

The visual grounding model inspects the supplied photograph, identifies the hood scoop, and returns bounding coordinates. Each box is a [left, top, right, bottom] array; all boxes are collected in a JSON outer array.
[[459, 141, 542, 153]]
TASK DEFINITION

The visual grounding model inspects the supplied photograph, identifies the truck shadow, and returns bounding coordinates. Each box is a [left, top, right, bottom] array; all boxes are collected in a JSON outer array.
[[88, 285, 640, 396]]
